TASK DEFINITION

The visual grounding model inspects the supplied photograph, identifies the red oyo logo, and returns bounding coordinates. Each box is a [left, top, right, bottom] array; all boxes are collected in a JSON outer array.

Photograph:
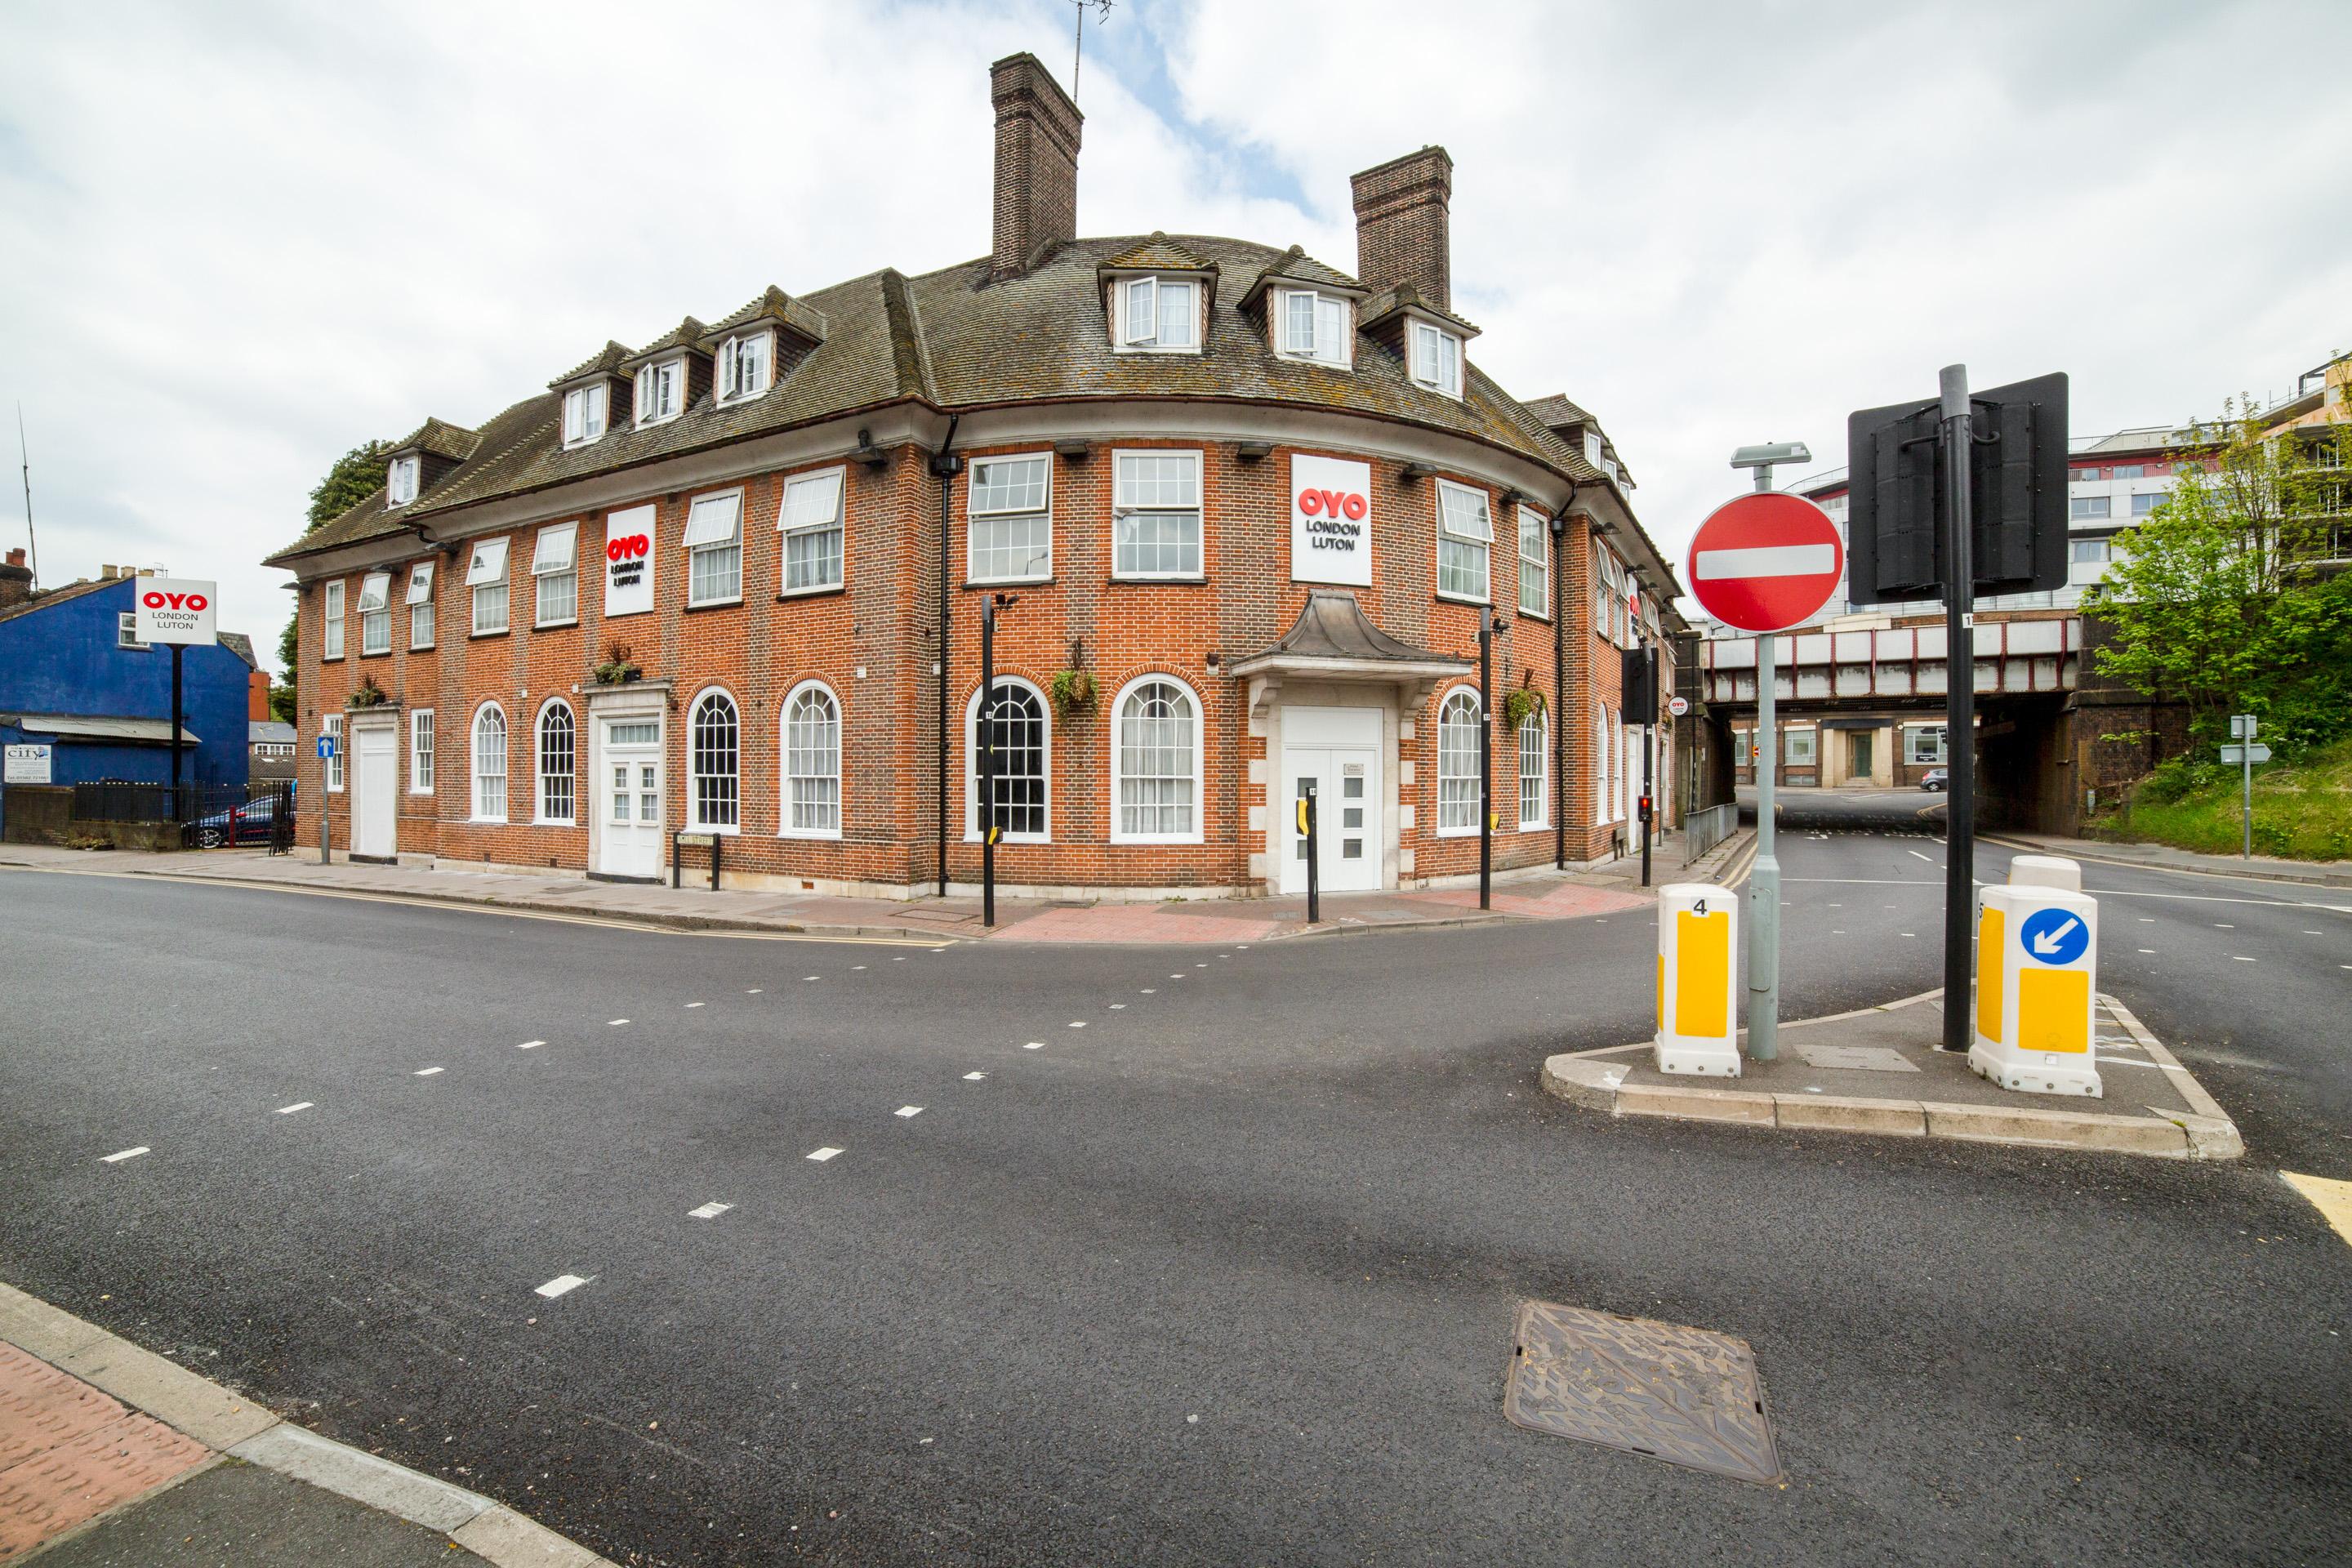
[[1296, 488, 1368, 521], [606, 534, 651, 563], [141, 590, 208, 612]]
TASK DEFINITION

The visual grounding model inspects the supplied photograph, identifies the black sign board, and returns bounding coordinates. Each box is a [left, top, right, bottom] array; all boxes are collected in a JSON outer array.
[[1846, 372, 2069, 602]]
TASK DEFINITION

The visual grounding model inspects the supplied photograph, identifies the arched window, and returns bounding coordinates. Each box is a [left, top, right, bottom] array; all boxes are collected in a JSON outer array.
[[1437, 689, 1481, 835], [537, 702, 575, 824], [968, 679, 1049, 841], [1517, 706, 1548, 830], [1111, 677, 1200, 842], [782, 682, 841, 837], [689, 690, 740, 831], [471, 705, 507, 822]]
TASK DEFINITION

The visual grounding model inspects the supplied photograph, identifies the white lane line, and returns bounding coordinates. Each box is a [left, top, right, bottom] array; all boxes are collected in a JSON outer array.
[[1068, 1021, 1087, 1029], [2139, 918, 2154, 923], [100, 1147, 149, 1164], [1023, 1041, 1044, 1050], [896, 1106, 924, 1118], [1111, 1004, 1127, 1009], [2215, 924, 2234, 929], [688, 1202, 733, 1219], [853, 964, 866, 971], [893, 956, 906, 962], [807, 1147, 843, 1162], [518, 1040, 546, 1049], [534, 1275, 589, 1298], [413, 1067, 443, 1077], [1695, 542, 1837, 580], [804, 975, 821, 982], [275, 1102, 314, 1115], [2306, 930, 2324, 936], [1237, 945, 1250, 950], [964, 1071, 987, 1080], [1901, 932, 1916, 938], [1172, 974, 1187, 980], [747, 987, 763, 993], [1195, 962, 1207, 968], [2140, 948, 2156, 954], [684, 1002, 705, 1009], [2233, 956, 2256, 962], [1907, 850, 1934, 862], [608, 1018, 630, 1026], [1141, 988, 1156, 994]]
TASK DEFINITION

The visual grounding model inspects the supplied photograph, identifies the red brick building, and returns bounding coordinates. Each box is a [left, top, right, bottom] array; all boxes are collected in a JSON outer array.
[[269, 54, 1685, 898]]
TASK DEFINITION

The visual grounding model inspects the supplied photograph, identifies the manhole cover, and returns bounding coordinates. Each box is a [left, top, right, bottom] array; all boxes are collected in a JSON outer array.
[[1793, 1043, 1919, 1072], [1504, 1299, 1783, 1483]]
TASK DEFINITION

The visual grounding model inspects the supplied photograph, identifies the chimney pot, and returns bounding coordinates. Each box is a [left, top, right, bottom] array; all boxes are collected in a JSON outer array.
[[1351, 146, 1455, 312], [0, 549, 30, 608], [989, 53, 1083, 278]]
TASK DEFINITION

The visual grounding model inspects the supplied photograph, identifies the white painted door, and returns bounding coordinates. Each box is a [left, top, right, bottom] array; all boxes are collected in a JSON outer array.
[[1281, 706, 1382, 895], [595, 719, 663, 879], [354, 724, 396, 858]]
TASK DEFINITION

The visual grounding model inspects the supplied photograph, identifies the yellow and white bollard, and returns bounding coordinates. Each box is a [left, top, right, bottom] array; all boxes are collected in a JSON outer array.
[[1970, 859, 2101, 1097], [1655, 882, 1740, 1076]]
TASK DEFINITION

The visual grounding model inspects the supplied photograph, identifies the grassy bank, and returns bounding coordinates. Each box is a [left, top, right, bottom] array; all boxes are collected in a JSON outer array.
[[2100, 735, 2352, 862]]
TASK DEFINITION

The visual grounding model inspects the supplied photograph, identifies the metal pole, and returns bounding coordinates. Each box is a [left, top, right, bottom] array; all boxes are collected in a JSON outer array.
[[980, 595, 996, 928], [2243, 722, 2253, 859], [1745, 457, 1780, 1061], [1552, 514, 1568, 871], [1303, 782, 1320, 924], [1940, 363, 1977, 1053], [319, 739, 332, 866], [1640, 644, 1655, 888], [169, 643, 184, 804], [1478, 609, 1493, 910]]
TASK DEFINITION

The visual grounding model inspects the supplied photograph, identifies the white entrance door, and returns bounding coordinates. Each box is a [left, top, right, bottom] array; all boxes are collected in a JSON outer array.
[[1281, 707, 1382, 894], [354, 723, 396, 858], [595, 718, 664, 879]]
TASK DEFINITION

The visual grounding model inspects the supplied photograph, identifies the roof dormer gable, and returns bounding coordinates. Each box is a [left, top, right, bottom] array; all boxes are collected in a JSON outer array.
[[697, 286, 828, 407], [1358, 284, 1480, 402], [382, 416, 479, 507], [620, 318, 710, 430], [1240, 246, 1369, 369], [548, 341, 630, 450], [1098, 234, 1219, 354]]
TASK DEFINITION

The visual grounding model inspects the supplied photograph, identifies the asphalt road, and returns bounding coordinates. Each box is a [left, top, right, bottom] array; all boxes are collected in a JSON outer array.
[[2, 837, 2346, 1567]]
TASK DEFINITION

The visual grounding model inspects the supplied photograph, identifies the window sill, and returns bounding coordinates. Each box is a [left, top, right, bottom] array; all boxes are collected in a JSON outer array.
[[714, 389, 772, 408], [1434, 826, 1480, 839], [685, 824, 742, 837], [533, 817, 578, 829], [1412, 381, 1465, 402], [964, 576, 1054, 590], [561, 436, 604, 452], [1517, 608, 1552, 625], [470, 816, 507, 826], [964, 832, 1049, 845], [533, 618, 580, 631], [1274, 352, 1353, 372], [778, 584, 846, 602], [408, 789, 434, 797], [1435, 592, 1491, 608], [470, 628, 510, 641], [322, 654, 344, 663], [1109, 574, 1208, 586], [1111, 344, 1202, 356], [635, 413, 682, 432], [781, 827, 844, 842], [682, 597, 744, 613], [1109, 835, 1205, 847], [359, 649, 392, 659], [410, 643, 435, 653]]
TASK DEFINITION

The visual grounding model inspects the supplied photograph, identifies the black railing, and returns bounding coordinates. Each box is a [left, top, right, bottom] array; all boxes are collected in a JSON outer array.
[[71, 779, 298, 852]]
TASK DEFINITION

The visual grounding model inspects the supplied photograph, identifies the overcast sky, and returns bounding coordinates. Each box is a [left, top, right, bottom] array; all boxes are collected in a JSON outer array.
[[3, 0, 2346, 672]]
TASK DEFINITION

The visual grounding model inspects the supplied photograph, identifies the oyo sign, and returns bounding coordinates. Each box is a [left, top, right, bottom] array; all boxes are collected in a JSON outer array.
[[1686, 493, 1844, 634], [604, 504, 657, 617], [1290, 454, 1373, 586], [133, 577, 219, 646]]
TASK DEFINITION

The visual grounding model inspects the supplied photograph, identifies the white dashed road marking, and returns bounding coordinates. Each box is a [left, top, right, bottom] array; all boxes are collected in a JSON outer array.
[[896, 1106, 924, 1118], [413, 1067, 443, 1076], [747, 988, 763, 993], [804, 976, 821, 982], [518, 1040, 545, 1049], [1907, 851, 1934, 862], [808, 1147, 843, 1162], [688, 1202, 733, 1219], [2140, 948, 2155, 954], [1023, 1042, 1044, 1050], [100, 1147, 149, 1164], [1141, 988, 1156, 994], [963, 1072, 987, 1081], [1068, 1021, 1087, 1029], [1111, 1004, 1126, 1009], [275, 1102, 314, 1115], [2233, 956, 2256, 962], [608, 1018, 630, 1027], [535, 1275, 589, 1298], [684, 1002, 704, 1009], [853, 964, 866, 970]]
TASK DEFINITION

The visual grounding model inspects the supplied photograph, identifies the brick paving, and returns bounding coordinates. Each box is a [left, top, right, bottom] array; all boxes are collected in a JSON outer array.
[[0, 1343, 210, 1559]]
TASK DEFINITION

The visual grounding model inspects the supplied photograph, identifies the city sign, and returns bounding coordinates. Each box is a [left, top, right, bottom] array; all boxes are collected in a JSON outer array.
[[1685, 493, 1844, 633], [604, 504, 657, 617], [4, 743, 52, 784], [1289, 454, 1373, 587], [133, 577, 219, 646]]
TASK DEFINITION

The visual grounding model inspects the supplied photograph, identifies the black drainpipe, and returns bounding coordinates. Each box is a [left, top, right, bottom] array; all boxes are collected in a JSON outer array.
[[930, 416, 963, 898], [1550, 485, 1584, 870]]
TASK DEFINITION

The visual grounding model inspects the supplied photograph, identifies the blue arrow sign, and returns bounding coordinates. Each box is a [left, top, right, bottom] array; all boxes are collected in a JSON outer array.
[[2018, 906, 2087, 965], [316, 736, 337, 760]]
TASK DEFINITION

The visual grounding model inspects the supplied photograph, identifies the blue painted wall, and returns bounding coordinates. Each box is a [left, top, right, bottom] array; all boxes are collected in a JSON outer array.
[[0, 578, 253, 791]]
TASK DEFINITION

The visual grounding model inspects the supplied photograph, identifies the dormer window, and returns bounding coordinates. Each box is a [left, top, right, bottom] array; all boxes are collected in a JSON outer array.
[[1584, 430, 1605, 468], [1276, 288, 1351, 366], [386, 456, 420, 506], [1408, 320, 1463, 399], [1117, 276, 1198, 352], [635, 359, 682, 427], [561, 385, 608, 448], [716, 332, 771, 403]]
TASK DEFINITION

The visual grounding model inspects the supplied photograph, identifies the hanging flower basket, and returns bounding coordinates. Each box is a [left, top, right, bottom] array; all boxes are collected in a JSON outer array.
[[1049, 668, 1096, 719], [1503, 686, 1546, 732], [346, 679, 390, 710]]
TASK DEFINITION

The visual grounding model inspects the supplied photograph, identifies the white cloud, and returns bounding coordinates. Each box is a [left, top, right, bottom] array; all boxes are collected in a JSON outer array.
[[2, 0, 2345, 671]]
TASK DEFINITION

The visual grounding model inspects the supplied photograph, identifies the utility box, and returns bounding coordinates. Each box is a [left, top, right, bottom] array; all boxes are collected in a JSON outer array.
[[1971, 862, 2100, 1097], [1655, 882, 1740, 1077]]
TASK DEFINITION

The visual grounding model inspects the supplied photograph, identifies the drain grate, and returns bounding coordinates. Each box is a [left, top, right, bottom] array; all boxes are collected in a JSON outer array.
[[1504, 1299, 1783, 1483]]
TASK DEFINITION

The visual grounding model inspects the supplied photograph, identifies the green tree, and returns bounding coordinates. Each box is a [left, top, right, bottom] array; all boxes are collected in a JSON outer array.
[[271, 439, 393, 724], [2091, 399, 2350, 752]]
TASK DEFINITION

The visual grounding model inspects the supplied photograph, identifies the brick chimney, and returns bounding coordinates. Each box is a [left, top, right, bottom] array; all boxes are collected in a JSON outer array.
[[1351, 147, 1454, 311], [0, 547, 31, 609], [989, 52, 1082, 278]]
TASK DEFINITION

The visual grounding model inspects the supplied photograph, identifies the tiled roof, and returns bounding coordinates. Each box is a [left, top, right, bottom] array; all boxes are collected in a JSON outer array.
[[217, 630, 257, 667], [1359, 283, 1480, 339], [550, 341, 631, 388], [1100, 234, 1218, 274], [394, 417, 480, 463], [1239, 246, 1368, 307], [700, 285, 830, 350], [0, 574, 118, 626], [1522, 394, 1592, 430], [271, 235, 1631, 564]]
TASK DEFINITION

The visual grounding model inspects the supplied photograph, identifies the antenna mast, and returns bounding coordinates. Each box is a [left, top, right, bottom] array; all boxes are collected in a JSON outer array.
[[15, 403, 33, 592], [1070, 0, 1112, 101]]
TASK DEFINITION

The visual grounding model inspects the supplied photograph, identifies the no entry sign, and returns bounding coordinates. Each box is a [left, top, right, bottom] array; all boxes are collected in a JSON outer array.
[[1686, 493, 1844, 633]]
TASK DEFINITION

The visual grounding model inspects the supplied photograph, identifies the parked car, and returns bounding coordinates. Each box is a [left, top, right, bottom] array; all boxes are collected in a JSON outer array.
[[193, 790, 296, 848], [1921, 768, 1948, 792]]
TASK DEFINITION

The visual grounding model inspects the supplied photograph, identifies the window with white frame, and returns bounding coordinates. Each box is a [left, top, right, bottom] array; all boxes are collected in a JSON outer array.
[[410, 708, 434, 793], [386, 456, 420, 506], [689, 690, 740, 830], [716, 332, 771, 403], [537, 702, 576, 823], [1593, 706, 1610, 821], [778, 468, 846, 595], [967, 454, 1051, 582], [1518, 707, 1548, 828], [1517, 504, 1549, 617], [561, 384, 608, 448], [532, 522, 579, 626], [969, 679, 1048, 841], [471, 705, 507, 820], [323, 714, 344, 791], [2113, 465, 2145, 479], [634, 359, 681, 426], [1409, 320, 1463, 398], [1117, 276, 1198, 351], [2130, 492, 2163, 516], [406, 562, 434, 648], [1113, 450, 1203, 577], [1592, 543, 1626, 646], [1584, 430, 1606, 469], [322, 579, 345, 659], [2071, 495, 2112, 520], [466, 539, 510, 634], [1276, 288, 1350, 365], [1784, 727, 1817, 767], [1436, 479, 1491, 602], [117, 612, 148, 650], [782, 682, 842, 837], [1113, 678, 1199, 841], [1437, 689, 1481, 834], [357, 571, 391, 654], [1904, 724, 1948, 767], [683, 492, 744, 605]]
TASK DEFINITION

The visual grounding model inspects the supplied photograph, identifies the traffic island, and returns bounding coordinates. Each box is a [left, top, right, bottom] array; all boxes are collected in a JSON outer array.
[[1541, 990, 2243, 1160]]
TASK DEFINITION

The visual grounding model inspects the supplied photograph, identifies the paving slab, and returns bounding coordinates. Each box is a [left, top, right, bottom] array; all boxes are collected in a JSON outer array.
[[29, 1461, 493, 1567]]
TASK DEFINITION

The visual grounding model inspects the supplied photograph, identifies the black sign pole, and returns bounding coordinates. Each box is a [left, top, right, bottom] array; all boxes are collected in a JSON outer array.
[[1303, 782, 1320, 925], [1478, 609, 1493, 911], [168, 642, 185, 816], [1940, 365, 1976, 1053], [980, 595, 996, 929], [1640, 644, 1656, 888]]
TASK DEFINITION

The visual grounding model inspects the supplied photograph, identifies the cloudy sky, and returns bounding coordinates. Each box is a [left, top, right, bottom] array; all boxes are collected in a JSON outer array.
[[3, 0, 2346, 670]]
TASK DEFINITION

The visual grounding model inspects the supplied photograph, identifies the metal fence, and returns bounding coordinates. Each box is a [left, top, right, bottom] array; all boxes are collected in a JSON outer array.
[[1682, 801, 1740, 864], [70, 779, 297, 853]]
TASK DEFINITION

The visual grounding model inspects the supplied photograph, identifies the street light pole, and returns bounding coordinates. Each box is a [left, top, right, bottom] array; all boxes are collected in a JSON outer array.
[[1478, 608, 1494, 910], [1938, 365, 1977, 1054], [979, 593, 1003, 927]]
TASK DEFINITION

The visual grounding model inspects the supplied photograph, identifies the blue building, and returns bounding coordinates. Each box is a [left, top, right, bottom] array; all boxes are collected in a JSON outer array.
[[0, 565, 256, 812]]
